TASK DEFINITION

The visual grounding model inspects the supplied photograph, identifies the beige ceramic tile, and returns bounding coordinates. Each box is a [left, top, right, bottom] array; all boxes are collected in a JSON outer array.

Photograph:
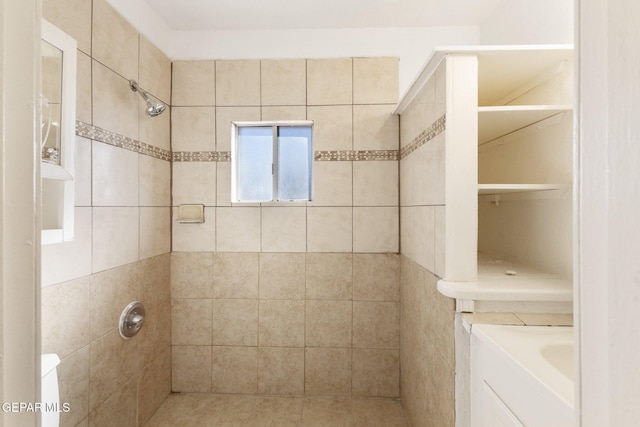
[[212, 299, 258, 346], [91, 141, 138, 206], [353, 254, 400, 302], [216, 60, 261, 106], [305, 348, 352, 395], [76, 51, 92, 123], [261, 105, 307, 121], [307, 58, 352, 105], [138, 36, 171, 104], [139, 207, 171, 259], [41, 277, 90, 358], [301, 397, 354, 427], [352, 349, 399, 397], [216, 161, 232, 206], [515, 313, 574, 326], [215, 106, 261, 151], [43, 0, 92, 55], [172, 206, 216, 252], [139, 103, 171, 151], [91, 0, 138, 79], [88, 378, 137, 427], [307, 207, 352, 252], [89, 262, 138, 340], [400, 206, 435, 272], [171, 106, 216, 152], [434, 206, 446, 278], [261, 207, 307, 252], [216, 207, 261, 252], [171, 346, 212, 392], [353, 301, 400, 349], [139, 155, 170, 207], [172, 60, 216, 106], [92, 207, 139, 273], [351, 399, 407, 427], [138, 348, 171, 426], [353, 161, 398, 206], [92, 60, 138, 140], [353, 57, 399, 104], [258, 347, 304, 395], [41, 207, 92, 287], [138, 300, 171, 368], [261, 59, 306, 106], [353, 105, 399, 150], [353, 207, 399, 253], [462, 312, 524, 325], [309, 162, 352, 207], [171, 252, 214, 299], [58, 347, 90, 427], [171, 298, 212, 346], [259, 253, 306, 300], [250, 397, 304, 427], [205, 396, 257, 425], [259, 300, 305, 347], [306, 301, 352, 348], [144, 395, 221, 426], [88, 329, 138, 411], [139, 253, 171, 308], [213, 252, 259, 298], [74, 136, 91, 206], [172, 161, 217, 206], [305, 253, 353, 300], [307, 106, 353, 151], [211, 346, 258, 394]]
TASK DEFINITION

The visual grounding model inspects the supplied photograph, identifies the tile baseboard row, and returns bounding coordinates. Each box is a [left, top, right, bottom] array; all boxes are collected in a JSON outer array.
[[399, 114, 446, 160], [77, 118, 446, 163]]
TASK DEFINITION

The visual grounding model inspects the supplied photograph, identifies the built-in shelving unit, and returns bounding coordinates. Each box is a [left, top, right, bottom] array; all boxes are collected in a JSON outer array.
[[478, 105, 572, 144], [435, 44, 574, 312]]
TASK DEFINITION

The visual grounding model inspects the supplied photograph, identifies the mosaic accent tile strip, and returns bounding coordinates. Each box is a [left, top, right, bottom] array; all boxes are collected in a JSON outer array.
[[75, 121, 172, 161], [314, 150, 398, 161], [172, 151, 231, 162], [399, 114, 446, 159]]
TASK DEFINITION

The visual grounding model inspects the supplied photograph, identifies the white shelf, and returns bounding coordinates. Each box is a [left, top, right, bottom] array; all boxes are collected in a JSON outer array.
[[437, 253, 573, 303], [478, 184, 571, 196], [478, 105, 572, 144]]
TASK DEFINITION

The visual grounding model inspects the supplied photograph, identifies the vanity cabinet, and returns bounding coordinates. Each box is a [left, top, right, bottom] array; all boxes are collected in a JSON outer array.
[[433, 45, 574, 311]]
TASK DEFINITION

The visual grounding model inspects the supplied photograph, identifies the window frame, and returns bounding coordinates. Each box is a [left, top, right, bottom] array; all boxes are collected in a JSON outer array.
[[231, 120, 314, 203]]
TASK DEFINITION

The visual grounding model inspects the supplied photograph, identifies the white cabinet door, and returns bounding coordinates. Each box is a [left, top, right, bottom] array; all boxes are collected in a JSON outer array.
[[481, 382, 525, 427]]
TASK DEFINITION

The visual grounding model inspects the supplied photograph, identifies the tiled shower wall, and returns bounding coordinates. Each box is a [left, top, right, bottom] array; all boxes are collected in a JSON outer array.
[[399, 61, 456, 425], [41, 0, 172, 426], [170, 57, 402, 397]]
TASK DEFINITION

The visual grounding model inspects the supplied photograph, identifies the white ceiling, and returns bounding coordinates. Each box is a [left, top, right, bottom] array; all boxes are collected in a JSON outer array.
[[143, 0, 502, 31]]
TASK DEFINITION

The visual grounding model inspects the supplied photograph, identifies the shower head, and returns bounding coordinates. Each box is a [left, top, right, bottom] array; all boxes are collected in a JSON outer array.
[[129, 80, 166, 117]]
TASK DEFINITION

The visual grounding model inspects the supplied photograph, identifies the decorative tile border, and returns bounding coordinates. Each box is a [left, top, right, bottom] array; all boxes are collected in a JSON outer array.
[[399, 114, 446, 159], [172, 151, 231, 162], [314, 150, 398, 161], [76, 121, 172, 161], [76, 121, 405, 163]]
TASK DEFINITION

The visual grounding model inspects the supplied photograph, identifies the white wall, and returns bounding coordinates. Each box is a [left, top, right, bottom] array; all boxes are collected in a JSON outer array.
[[169, 27, 479, 96], [107, 0, 480, 96], [479, 0, 573, 45]]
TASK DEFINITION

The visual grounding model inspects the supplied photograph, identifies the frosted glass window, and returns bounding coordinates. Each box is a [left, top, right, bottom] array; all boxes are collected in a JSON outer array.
[[233, 122, 312, 202], [278, 126, 312, 201], [236, 126, 273, 201]]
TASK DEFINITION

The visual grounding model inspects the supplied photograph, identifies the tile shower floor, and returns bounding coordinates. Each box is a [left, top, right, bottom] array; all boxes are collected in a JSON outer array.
[[144, 394, 409, 427]]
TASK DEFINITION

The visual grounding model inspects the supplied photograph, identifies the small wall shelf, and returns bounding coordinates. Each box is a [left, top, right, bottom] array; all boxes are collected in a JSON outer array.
[[478, 184, 571, 195], [478, 105, 573, 144]]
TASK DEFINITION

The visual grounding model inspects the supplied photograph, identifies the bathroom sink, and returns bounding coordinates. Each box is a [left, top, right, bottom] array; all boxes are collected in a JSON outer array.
[[541, 343, 574, 381]]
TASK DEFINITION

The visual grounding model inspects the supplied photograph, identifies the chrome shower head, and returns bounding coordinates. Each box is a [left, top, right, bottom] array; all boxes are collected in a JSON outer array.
[[129, 80, 166, 117]]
